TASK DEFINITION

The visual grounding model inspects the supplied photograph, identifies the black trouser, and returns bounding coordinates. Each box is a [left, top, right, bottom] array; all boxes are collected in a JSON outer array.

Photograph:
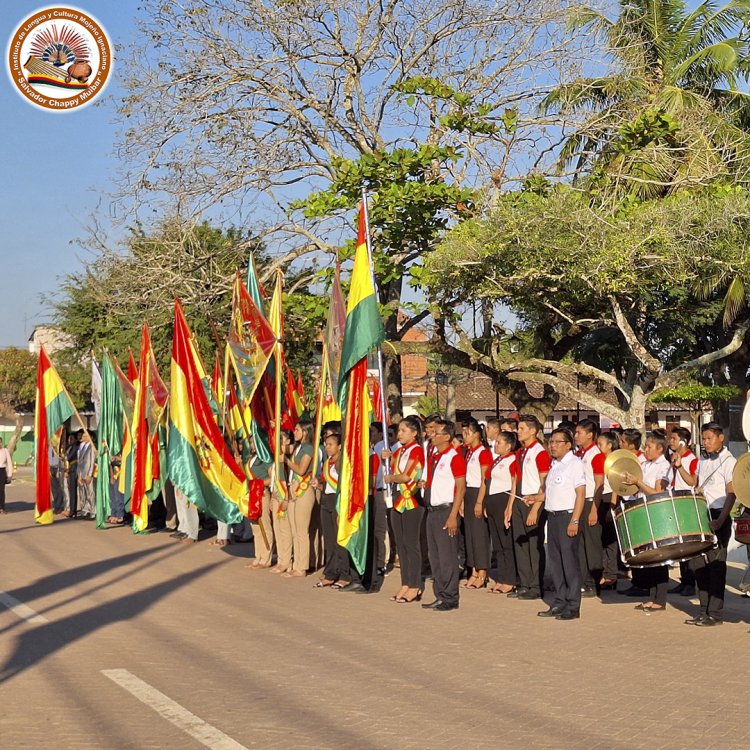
[[362, 490, 388, 590], [677, 561, 695, 587], [547, 510, 582, 614], [689, 510, 732, 619], [486, 492, 516, 586], [0, 467, 6, 510], [642, 565, 669, 606], [390, 505, 425, 589], [578, 499, 603, 590], [463, 486, 491, 570], [598, 494, 619, 581], [420, 509, 431, 577], [426, 505, 459, 606], [512, 501, 546, 596], [67, 469, 78, 516], [320, 492, 348, 581], [51, 467, 64, 513]]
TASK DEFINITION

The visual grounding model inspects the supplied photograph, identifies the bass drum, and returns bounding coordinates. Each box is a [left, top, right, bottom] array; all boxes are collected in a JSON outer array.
[[735, 515, 750, 545], [614, 491, 716, 568]]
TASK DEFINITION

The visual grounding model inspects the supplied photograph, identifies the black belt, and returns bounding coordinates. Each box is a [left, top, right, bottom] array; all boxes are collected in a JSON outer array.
[[547, 509, 572, 516], [427, 504, 451, 512]]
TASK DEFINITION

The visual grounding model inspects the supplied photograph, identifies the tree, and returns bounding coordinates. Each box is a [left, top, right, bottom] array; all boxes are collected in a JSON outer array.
[[542, 0, 750, 199], [115, 0, 589, 415], [649, 381, 741, 436], [0, 348, 37, 454], [420, 186, 750, 429]]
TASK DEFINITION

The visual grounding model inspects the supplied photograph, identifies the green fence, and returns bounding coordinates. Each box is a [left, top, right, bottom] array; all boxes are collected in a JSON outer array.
[[0, 430, 34, 465]]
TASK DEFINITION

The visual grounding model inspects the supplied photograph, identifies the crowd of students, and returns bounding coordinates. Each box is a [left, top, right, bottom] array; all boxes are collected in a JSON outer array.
[[38, 412, 750, 622]]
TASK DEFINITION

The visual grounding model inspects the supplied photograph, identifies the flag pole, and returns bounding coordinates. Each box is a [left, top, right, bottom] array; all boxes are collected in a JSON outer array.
[[360, 189, 392, 504]]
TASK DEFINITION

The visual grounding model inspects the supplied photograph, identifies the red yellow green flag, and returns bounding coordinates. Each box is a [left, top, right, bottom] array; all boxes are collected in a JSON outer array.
[[337, 203, 385, 573], [130, 325, 168, 533], [34, 347, 75, 524], [168, 302, 248, 522]]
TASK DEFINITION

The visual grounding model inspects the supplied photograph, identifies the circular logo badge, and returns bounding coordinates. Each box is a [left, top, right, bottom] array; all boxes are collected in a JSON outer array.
[[7, 6, 112, 112]]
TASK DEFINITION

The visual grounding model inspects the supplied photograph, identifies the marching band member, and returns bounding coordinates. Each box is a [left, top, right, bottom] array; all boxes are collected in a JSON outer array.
[[684, 423, 736, 627], [596, 431, 619, 589], [574, 419, 604, 597], [623, 430, 671, 613], [667, 427, 699, 597], [537, 429, 586, 620], [509, 415, 550, 600]]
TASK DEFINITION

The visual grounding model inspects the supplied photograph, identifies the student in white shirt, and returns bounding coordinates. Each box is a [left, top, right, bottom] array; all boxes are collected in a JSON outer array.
[[623, 430, 671, 613], [537, 429, 586, 620], [0, 438, 13, 514], [683, 423, 737, 626]]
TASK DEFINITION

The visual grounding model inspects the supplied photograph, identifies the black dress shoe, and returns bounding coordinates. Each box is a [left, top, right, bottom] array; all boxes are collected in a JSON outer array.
[[684, 615, 707, 625], [680, 585, 696, 597], [580, 587, 596, 598], [170, 531, 186, 539], [556, 610, 580, 620], [337, 582, 367, 592], [421, 600, 443, 609], [537, 606, 564, 618], [434, 602, 459, 611], [507, 587, 528, 598], [517, 591, 540, 600], [694, 616, 722, 627], [668, 583, 685, 594]]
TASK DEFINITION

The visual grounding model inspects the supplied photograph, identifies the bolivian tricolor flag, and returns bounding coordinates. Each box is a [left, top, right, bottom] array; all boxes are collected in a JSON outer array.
[[168, 302, 247, 523], [34, 347, 75, 524], [336, 202, 385, 573]]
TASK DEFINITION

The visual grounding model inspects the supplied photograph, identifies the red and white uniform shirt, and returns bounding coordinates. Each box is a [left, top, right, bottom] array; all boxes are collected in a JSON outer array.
[[576, 442, 605, 500], [517, 440, 551, 495], [465, 444, 492, 489], [488, 449, 518, 496], [671, 449, 699, 491], [427, 447, 467, 507]]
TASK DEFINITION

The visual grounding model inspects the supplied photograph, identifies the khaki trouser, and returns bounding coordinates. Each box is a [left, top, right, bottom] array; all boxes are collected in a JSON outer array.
[[250, 489, 274, 566], [288, 484, 316, 572], [271, 491, 292, 570]]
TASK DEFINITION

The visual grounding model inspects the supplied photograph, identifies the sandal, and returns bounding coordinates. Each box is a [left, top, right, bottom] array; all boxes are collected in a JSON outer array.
[[490, 583, 514, 594], [599, 578, 617, 590], [314, 580, 335, 588], [462, 575, 478, 589], [396, 589, 423, 603], [209, 538, 230, 547], [465, 575, 488, 589], [332, 581, 350, 589]]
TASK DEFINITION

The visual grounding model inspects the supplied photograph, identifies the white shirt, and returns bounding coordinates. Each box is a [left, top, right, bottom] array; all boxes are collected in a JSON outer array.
[[577, 442, 603, 499], [465, 445, 491, 489], [519, 440, 549, 495], [372, 439, 385, 489], [670, 450, 699, 491], [639, 455, 670, 499], [489, 451, 516, 495], [698, 447, 736, 510], [429, 448, 464, 507], [0, 447, 13, 478], [545, 451, 586, 512]]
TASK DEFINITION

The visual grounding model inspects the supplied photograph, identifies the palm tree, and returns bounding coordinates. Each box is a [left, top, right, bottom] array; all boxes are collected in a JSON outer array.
[[543, 0, 750, 198]]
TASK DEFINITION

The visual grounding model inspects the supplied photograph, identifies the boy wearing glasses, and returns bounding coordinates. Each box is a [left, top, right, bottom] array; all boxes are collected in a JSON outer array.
[[538, 429, 586, 620]]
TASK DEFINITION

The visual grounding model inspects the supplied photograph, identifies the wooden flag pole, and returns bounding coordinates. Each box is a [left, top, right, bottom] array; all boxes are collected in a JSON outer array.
[[361, 189, 392, 504]]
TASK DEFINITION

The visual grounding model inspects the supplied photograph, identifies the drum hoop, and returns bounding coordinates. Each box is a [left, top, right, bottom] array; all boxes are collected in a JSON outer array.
[[626, 533, 716, 556]]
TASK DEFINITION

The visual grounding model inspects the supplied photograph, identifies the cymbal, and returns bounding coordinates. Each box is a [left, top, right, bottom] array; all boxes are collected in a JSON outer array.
[[732, 452, 750, 507], [604, 450, 642, 496]]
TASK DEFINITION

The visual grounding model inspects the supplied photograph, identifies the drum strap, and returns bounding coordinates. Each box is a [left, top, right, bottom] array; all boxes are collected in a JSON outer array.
[[696, 453, 731, 493]]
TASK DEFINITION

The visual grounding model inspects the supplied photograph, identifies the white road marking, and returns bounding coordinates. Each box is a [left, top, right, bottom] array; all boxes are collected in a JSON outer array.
[[0, 590, 48, 624], [102, 669, 248, 750]]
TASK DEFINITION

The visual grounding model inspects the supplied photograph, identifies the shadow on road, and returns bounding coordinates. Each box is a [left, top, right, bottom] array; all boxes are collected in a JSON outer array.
[[0, 563, 220, 684]]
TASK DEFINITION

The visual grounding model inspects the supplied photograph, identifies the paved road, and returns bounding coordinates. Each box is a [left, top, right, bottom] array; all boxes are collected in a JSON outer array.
[[1, 476, 748, 750]]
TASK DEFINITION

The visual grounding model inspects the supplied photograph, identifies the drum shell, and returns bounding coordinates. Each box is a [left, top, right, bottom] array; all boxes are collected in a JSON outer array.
[[735, 516, 750, 545], [614, 491, 716, 568]]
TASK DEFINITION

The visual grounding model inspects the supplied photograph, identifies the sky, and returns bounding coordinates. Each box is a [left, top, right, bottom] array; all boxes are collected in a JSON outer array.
[[0, 1, 140, 347]]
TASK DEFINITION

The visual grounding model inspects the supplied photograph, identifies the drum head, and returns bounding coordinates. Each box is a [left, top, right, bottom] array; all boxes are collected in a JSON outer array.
[[732, 452, 750, 507]]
